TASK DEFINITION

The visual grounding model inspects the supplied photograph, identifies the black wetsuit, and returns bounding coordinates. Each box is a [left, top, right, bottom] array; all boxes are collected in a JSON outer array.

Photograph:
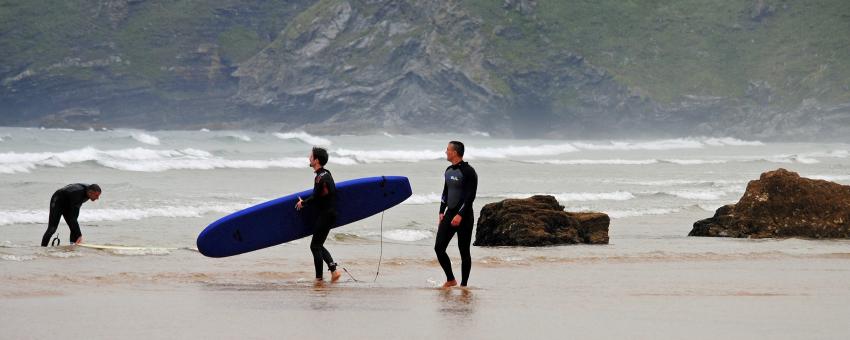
[[301, 168, 338, 279], [435, 161, 478, 286], [41, 184, 92, 246]]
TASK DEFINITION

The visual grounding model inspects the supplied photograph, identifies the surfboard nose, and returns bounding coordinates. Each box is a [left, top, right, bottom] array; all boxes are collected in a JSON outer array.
[[196, 222, 228, 258]]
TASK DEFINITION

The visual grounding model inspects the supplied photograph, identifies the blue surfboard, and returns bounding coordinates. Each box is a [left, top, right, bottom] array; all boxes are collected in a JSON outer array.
[[197, 176, 412, 257]]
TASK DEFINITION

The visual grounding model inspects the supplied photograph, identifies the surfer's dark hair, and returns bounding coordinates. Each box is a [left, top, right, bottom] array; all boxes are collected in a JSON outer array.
[[312, 147, 329, 166], [87, 184, 102, 193], [449, 141, 465, 157]]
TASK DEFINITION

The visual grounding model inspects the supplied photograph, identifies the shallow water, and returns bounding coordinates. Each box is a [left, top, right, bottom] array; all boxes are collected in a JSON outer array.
[[2, 127, 849, 338]]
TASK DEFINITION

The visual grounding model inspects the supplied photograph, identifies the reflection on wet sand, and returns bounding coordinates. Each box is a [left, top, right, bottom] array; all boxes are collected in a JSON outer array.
[[437, 288, 475, 317]]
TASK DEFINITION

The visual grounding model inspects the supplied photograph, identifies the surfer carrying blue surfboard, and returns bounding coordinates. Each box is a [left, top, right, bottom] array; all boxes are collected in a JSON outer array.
[[435, 141, 478, 288], [40, 183, 102, 246], [295, 147, 342, 283]]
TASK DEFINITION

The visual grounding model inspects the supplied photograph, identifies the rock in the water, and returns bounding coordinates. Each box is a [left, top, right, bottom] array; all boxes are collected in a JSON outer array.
[[690, 168, 850, 238], [474, 195, 609, 246]]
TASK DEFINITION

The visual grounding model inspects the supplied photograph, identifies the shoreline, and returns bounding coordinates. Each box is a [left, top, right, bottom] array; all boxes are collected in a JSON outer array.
[[3, 255, 849, 339]]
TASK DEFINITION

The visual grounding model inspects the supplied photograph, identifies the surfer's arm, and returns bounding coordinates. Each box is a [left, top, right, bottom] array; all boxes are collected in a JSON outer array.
[[439, 181, 448, 215], [300, 176, 322, 206], [456, 166, 478, 214], [67, 206, 83, 244]]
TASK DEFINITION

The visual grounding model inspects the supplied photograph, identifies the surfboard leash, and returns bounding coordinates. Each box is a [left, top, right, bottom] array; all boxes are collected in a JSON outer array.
[[340, 209, 385, 283], [341, 267, 360, 282], [373, 210, 384, 282], [51, 230, 61, 246]]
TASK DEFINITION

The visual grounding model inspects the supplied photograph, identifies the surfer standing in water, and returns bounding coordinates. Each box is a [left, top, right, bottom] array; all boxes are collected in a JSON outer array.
[[435, 141, 478, 288], [296, 147, 342, 283], [41, 183, 101, 246]]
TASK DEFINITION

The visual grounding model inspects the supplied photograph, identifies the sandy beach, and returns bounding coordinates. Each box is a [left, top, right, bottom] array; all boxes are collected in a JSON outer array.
[[4, 222, 850, 339], [2, 129, 850, 339]]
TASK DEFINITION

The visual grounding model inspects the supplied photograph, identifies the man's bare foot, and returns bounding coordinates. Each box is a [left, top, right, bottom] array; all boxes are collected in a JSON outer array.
[[314, 278, 325, 287], [331, 270, 341, 283], [442, 280, 458, 288]]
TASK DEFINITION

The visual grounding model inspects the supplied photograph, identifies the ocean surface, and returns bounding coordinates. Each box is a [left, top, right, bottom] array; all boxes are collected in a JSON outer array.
[[2, 127, 849, 339]]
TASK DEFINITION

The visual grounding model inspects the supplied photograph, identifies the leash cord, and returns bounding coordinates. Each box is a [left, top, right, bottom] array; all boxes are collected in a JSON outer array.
[[374, 210, 384, 282], [340, 210, 385, 283]]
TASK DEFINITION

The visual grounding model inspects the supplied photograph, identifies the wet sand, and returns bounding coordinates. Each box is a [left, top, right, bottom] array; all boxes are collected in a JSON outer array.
[[3, 245, 849, 339]]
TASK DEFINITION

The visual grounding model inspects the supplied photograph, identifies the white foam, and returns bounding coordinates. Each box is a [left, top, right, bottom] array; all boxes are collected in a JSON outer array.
[[573, 139, 704, 151], [662, 159, 728, 165], [382, 229, 433, 242], [0, 147, 317, 173], [1, 241, 28, 248], [329, 156, 358, 165], [334, 148, 443, 163], [110, 248, 171, 256], [274, 131, 331, 146], [1, 254, 36, 261], [334, 143, 578, 163], [553, 192, 635, 202], [809, 175, 850, 182], [763, 155, 821, 164], [47, 251, 83, 258], [528, 159, 658, 165], [607, 208, 681, 218], [662, 190, 728, 200], [0, 203, 250, 226], [813, 150, 850, 158], [130, 132, 160, 145], [0, 163, 38, 174], [0, 210, 42, 225], [403, 193, 442, 205], [470, 143, 578, 158], [698, 204, 725, 212], [702, 137, 764, 146], [223, 133, 252, 142], [620, 179, 746, 187], [500, 191, 635, 202]]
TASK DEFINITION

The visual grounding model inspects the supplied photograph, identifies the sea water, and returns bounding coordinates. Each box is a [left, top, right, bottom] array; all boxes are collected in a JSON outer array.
[[2, 127, 850, 339], [1, 127, 848, 253]]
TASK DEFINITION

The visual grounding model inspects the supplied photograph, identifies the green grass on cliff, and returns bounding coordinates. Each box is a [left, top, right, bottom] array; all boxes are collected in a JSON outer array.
[[463, 0, 850, 106], [2, 0, 847, 109], [1, 0, 308, 91]]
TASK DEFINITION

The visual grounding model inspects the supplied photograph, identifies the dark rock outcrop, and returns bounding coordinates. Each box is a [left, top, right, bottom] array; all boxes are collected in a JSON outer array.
[[690, 168, 850, 238], [474, 195, 609, 246]]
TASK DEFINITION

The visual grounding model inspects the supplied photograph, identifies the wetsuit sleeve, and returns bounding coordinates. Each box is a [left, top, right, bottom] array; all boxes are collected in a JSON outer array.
[[67, 205, 83, 243], [301, 175, 327, 206], [439, 176, 448, 214], [457, 165, 478, 214], [301, 178, 319, 205]]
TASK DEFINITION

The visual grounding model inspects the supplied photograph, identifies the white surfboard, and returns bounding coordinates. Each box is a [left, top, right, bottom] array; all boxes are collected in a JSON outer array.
[[76, 243, 179, 251]]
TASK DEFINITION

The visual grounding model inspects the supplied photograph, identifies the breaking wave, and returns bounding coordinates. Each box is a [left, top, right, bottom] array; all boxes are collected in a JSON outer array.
[[404, 193, 443, 205], [218, 133, 252, 142], [526, 159, 658, 165], [0, 147, 329, 173], [497, 191, 636, 202], [129, 132, 160, 145], [606, 208, 683, 219], [334, 148, 444, 163], [274, 132, 331, 146], [0, 203, 250, 226], [382, 229, 433, 242]]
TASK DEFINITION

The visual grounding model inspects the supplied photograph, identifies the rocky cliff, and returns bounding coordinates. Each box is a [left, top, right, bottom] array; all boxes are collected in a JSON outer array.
[[1, 0, 848, 139]]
